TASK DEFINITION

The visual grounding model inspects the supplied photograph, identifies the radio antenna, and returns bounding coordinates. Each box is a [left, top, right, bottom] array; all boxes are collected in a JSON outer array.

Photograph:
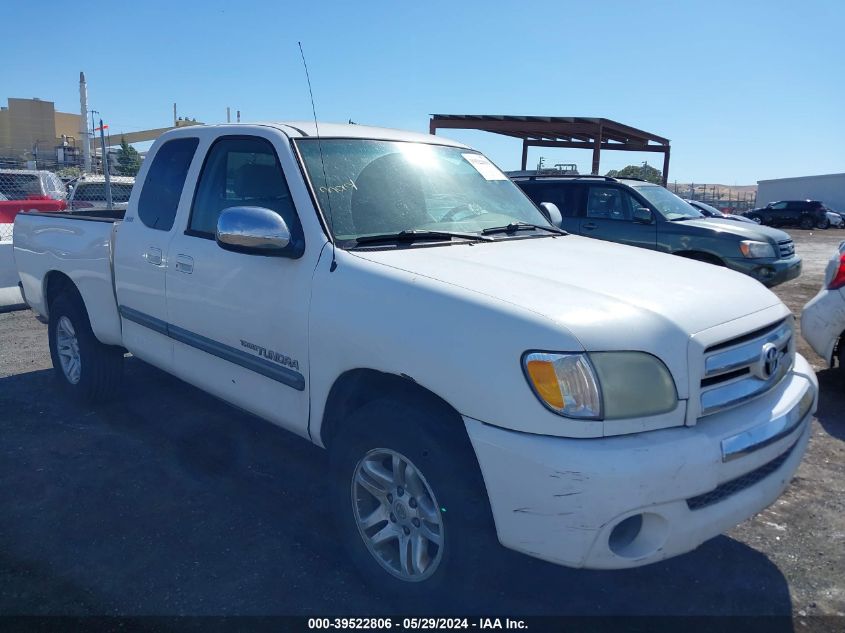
[[298, 41, 337, 272]]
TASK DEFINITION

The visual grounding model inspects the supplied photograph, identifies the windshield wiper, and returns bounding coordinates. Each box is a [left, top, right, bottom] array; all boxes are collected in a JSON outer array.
[[482, 222, 567, 236], [352, 229, 494, 246]]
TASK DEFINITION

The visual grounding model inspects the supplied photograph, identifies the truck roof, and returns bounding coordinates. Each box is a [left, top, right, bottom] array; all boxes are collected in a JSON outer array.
[[200, 121, 470, 148]]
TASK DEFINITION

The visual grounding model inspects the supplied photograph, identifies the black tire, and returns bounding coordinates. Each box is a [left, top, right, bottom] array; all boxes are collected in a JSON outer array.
[[48, 290, 123, 403], [748, 214, 763, 225], [799, 216, 814, 230], [329, 398, 497, 599], [817, 217, 830, 230]]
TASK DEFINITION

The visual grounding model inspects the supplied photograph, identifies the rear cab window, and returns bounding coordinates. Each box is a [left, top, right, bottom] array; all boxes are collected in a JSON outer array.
[[137, 138, 199, 231]]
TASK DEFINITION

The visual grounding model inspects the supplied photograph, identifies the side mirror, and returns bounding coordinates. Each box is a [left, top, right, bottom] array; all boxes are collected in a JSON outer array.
[[539, 202, 563, 228], [633, 207, 653, 224], [216, 206, 292, 256]]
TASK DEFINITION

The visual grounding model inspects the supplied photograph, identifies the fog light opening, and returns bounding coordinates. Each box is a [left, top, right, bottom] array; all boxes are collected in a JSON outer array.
[[607, 512, 669, 559], [608, 514, 643, 554]]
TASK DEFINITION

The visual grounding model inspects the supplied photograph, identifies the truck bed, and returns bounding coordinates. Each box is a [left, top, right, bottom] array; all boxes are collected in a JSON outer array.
[[13, 211, 123, 346]]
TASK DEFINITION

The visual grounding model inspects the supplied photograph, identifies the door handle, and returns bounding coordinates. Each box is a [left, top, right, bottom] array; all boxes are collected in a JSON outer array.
[[582, 222, 598, 230], [144, 247, 162, 265], [175, 254, 194, 274]]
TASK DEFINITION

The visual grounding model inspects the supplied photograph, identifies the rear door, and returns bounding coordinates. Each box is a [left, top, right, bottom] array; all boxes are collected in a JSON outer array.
[[164, 133, 315, 437], [515, 181, 583, 233], [580, 184, 657, 249], [768, 201, 789, 225], [113, 136, 200, 371]]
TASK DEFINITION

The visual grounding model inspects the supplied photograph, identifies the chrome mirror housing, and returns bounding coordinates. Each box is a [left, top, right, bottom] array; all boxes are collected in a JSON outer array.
[[216, 206, 291, 256]]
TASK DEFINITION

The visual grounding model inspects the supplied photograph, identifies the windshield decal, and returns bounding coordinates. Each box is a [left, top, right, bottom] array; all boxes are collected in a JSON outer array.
[[462, 153, 507, 181], [319, 178, 358, 194]]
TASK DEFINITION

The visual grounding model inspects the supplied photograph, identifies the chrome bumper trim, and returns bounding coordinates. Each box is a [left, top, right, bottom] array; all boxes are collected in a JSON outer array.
[[720, 382, 815, 462]]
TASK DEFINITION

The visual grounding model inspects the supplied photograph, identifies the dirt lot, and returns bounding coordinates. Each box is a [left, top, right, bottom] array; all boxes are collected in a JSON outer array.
[[0, 228, 843, 618]]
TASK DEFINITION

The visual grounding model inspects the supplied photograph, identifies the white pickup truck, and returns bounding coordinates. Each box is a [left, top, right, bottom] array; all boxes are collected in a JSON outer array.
[[14, 122, 817, 593]]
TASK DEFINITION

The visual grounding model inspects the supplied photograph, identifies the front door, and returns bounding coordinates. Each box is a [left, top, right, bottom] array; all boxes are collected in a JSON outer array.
[[164, 134, 314, 437], [580, 185, 657, 250]]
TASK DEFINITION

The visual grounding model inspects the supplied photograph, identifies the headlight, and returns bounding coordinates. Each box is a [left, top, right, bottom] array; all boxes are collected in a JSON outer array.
[[740, 240, 775, 259], [523, 351, 677, 420]]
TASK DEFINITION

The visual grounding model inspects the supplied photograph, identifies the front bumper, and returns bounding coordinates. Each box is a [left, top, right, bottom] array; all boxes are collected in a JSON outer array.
[[801, 288, 845, 366], [725, 255, 802, 287], [466, 353, 817, 570]]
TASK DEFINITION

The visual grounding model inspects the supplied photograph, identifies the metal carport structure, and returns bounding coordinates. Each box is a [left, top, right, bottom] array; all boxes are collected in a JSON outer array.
[[429, 114, 671, 185]]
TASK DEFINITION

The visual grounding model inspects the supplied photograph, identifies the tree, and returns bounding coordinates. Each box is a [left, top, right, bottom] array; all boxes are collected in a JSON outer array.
[[115, 137, 141, 177], [605, 163, 663, 184]]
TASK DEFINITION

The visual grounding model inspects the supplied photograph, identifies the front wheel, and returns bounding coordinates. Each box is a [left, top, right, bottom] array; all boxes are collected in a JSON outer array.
[[817, 218, 830, 230], [48, 291, 123, 403], [748, 214, 763, 224], [330, 398, 496, 597]]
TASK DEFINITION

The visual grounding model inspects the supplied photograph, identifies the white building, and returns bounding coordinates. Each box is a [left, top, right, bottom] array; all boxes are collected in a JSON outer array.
[[757, 173, 845, 212]]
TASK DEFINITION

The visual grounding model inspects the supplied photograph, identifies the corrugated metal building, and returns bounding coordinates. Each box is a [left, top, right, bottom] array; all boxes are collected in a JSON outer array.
[[757, 173, 845, 212]]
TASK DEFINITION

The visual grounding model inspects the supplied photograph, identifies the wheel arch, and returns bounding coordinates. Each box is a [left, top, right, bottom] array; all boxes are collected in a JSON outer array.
[[318, 368, 464, 450], [43, 270, 80, 317], [674, 250, 725, 266]]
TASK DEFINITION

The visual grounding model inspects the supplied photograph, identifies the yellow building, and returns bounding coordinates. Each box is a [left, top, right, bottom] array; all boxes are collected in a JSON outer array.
[[0, 97, 81, 163]]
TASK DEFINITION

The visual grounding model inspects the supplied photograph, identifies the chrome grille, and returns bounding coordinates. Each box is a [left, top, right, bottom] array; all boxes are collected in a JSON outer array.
[[699, 319, 795, 417], [778, 239, 795, 258]]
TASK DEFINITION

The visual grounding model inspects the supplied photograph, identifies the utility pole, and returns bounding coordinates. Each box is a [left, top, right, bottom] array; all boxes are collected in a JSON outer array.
[[79, 72, 91, 173], [98, 119, 113, 210], [226, 107, 231, 123]]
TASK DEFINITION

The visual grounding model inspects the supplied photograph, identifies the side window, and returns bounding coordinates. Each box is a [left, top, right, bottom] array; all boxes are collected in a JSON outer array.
[[586, 186, 638, 221], [137, 137, 199, 231], [189, 136, 301, 239], [520, 183, 580, 218], [770, 202, 788, 210]]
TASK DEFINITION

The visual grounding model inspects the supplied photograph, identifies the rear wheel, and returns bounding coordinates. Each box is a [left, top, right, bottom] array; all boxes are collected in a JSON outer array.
[[817, 217, 830, 230], [48, 291, 123, 403], [330, 398, 496, 597], [800, 216, 814, 229]]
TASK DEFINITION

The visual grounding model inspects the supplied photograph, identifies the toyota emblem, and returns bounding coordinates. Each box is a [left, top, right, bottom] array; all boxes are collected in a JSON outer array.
[[760, 343, 780, 379]]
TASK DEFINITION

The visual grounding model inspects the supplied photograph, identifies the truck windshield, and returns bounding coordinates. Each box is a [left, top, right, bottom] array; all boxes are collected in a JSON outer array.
[[633, 185, 703, 221], [296, 139, 550, 245]]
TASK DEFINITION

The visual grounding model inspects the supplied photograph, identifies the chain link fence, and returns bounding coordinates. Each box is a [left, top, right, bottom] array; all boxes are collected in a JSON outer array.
[[0, 167, 136, 244], [668, 183, 758, 213]]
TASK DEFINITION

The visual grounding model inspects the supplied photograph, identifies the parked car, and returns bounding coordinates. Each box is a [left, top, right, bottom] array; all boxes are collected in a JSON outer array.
[[0, 169, 68, 223], [743, 200, 830, 229], [801, 240, 845, 375], [68, 175, 135, 211], [14, 123, 817, 593], [684, 199, 756, 224], [0, 168, 66, 202], [512, 174, 801, 287], [825, 210, 844, 228]]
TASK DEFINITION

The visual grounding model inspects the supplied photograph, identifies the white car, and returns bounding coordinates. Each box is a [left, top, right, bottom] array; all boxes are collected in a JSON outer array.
[[826, 210, 844, 229], [801, 241, 845, 371], [13, 122, 817, 592], [67, 175, 135, 211]]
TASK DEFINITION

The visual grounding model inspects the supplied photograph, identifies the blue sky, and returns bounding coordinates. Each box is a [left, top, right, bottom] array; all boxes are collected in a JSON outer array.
[[3, 0, 842, 184]]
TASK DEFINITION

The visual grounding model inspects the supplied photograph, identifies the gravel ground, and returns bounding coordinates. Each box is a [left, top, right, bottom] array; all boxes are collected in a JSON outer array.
[[0, 228, 842, 617]]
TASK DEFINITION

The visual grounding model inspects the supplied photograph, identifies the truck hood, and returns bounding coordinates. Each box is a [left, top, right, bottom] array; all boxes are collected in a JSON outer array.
[[350, 235, 783, 349], [669, 217, 791, 243]]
